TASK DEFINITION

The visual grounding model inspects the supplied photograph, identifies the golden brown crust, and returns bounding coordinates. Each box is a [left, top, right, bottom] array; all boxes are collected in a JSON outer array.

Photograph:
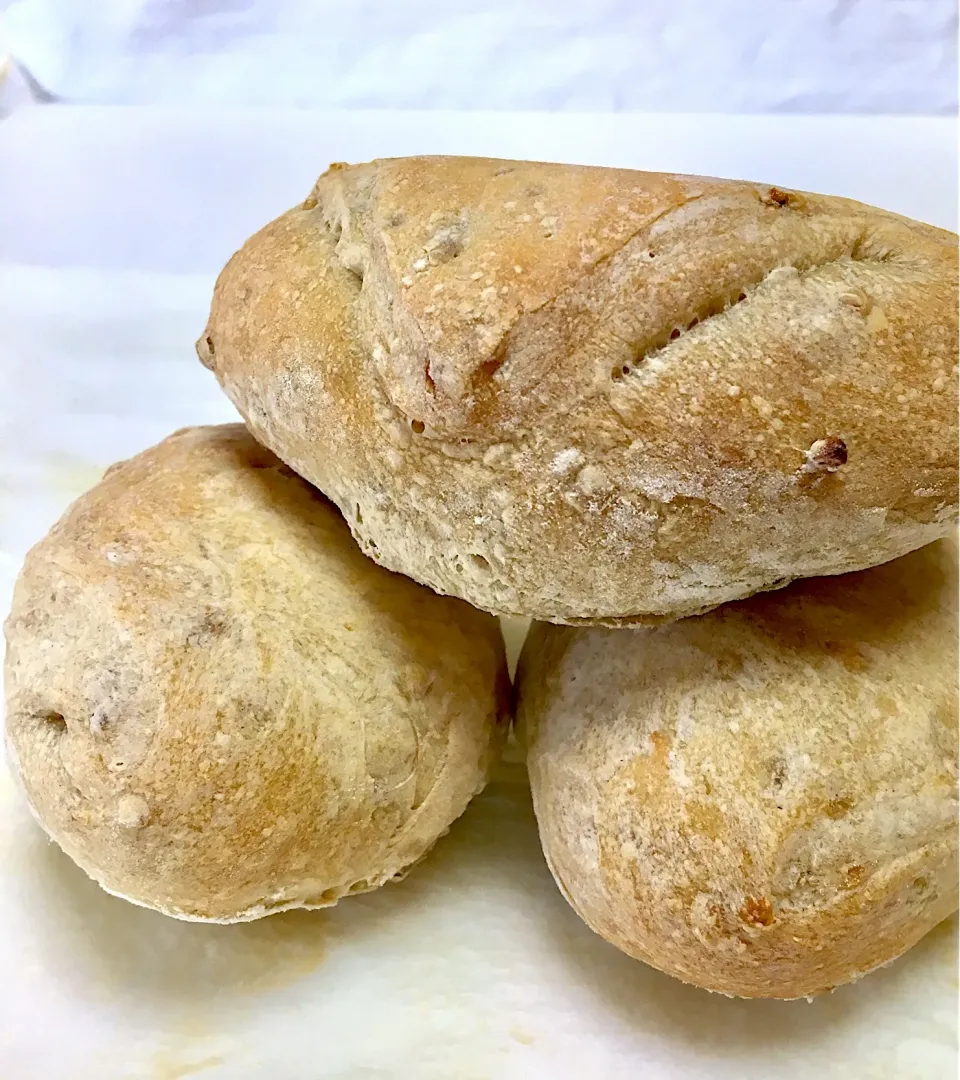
[[200, 156, 959, 624], [4, 425, 509, 922], [515, 537, 959, 998]]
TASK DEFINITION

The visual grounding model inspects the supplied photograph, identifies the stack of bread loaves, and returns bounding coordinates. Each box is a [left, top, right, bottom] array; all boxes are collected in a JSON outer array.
[[5, 157, 958, 998]]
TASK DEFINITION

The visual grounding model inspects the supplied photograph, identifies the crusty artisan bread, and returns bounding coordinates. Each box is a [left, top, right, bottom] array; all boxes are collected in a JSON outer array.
[[515, 537, 959, 999], [3, 425, 509, 922], [199, 156, 958, 625]]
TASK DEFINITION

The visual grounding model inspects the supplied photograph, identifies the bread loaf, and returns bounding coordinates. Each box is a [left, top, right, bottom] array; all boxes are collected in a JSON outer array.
[[4, 425, 509, 922], [515, 537, 958, 998], [199, 156, 958, 625]]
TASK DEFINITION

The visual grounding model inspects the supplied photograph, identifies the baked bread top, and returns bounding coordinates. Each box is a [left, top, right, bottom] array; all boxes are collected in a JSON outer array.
[[516, 536, 959, 997], [4, 425, 509, 921], [200, 157, 958, 623]]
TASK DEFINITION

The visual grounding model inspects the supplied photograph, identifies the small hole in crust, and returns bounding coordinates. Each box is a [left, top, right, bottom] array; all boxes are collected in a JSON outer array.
[[669, 328, 680, 340], [355, 504, 363, 526], [647, 250, 657, 259], [42, 711, 67, 734], [468, 553, 491, 573], [687, 317, 699, 329], [738, 291, 747, 302], [204, 335, 215, 356], [410, 419, 425, 434]]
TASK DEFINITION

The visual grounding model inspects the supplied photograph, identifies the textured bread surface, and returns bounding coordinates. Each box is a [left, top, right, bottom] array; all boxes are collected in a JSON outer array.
[[515, 537, 959, 998], [199, 155, 958, 625], [4, 425, 509, 922]]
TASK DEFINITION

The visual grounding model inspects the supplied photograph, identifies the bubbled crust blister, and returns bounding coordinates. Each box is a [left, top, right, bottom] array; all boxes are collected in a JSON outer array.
[[199, 156, 959, 625], [515, 537, 959, 998], [3, 425, 509, 922]]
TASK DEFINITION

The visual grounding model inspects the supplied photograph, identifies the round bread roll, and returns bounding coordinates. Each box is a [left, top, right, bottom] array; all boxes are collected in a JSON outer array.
[[515, 537, 958, 998], [4, 425, 509, 922], [199, 156, 957, 626]]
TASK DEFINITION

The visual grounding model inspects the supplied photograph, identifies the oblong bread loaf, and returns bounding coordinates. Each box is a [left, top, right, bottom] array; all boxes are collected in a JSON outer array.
[[200, 156, 958, 624]]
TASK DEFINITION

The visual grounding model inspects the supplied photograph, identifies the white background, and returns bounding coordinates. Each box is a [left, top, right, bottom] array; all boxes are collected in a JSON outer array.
[[0, 0, 957, 113]]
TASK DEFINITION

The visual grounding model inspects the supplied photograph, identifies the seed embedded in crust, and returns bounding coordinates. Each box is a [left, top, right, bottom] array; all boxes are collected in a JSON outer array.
[[740, 895, 775, 927], [762, 186, 792, 207], [117, 794, 151, 828], [798, 436, 848, 477]]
